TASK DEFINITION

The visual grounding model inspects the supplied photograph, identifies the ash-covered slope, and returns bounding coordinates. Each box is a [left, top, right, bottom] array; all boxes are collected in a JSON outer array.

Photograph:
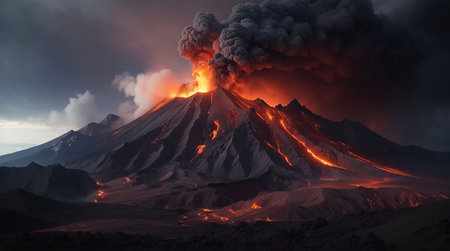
[[0, 162, 97, 201], [1, 88, 449, 222], [61, 88, 450, 183], [78, 114, 124, 136]]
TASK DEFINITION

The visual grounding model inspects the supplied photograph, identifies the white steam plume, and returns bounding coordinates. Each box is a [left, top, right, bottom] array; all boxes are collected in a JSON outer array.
[[49, 90, 101, 129], [112, 69, 182, 122]]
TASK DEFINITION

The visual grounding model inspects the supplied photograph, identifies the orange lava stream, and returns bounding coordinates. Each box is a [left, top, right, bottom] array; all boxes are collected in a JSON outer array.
[[279, 120, 347, 170], [347, 152, 416, 178], [265, 140, 293, 167], [251, 203, 262, 209], [151, 97, 174, 112], [196, 145, 206, 154], [210, 120, 220, 140]]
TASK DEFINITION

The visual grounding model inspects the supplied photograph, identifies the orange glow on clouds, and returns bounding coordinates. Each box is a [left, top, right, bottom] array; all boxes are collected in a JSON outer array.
[[178, 67, 215, 98]]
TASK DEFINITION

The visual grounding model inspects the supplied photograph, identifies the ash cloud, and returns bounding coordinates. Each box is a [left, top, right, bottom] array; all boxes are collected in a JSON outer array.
[[180, 0, 417, 85], [180, 0, 450, 151]]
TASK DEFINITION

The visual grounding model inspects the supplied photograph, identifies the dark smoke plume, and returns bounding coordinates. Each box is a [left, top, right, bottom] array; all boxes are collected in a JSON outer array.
[[179, 0, 450, 151], [179, 0, 418, 85]]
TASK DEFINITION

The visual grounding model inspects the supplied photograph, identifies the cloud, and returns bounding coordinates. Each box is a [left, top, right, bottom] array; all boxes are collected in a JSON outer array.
[[178, 0, 450, 151], [49, 90, 101, 129], [112, 69, 183, 122]]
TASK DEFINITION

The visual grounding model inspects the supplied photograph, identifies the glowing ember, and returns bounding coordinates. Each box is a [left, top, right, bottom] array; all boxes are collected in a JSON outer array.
[[279, 120, 346, 170], [97, 190, 105, 198], [251, 203, 262, 209], [210, 120, 220, 140], [124, 177, 131, 183], [96, 181, 102, 186], [93, 199, 98, 203], [196, 208, 231, 223], [196, 145, 206, 154], [265, 216, 272, 222], [112, 129, 121, 136], [320, 177, 337, 181]]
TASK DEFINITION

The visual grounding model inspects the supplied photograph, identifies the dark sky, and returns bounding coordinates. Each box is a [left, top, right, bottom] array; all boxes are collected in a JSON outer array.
[[0, 0, 449, 152], [0, 0, 255, 121]]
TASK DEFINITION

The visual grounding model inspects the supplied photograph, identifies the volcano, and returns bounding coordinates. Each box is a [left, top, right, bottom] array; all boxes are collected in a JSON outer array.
[[1, 88, 449, 223]]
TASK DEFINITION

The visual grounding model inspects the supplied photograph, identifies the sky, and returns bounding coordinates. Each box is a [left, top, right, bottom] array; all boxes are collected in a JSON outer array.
[[0, 0, 449, 155]]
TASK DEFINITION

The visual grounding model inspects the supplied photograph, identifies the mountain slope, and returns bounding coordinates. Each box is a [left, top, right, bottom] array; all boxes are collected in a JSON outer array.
[[0, 114, 123, 167], [0, 162, 97, 200], [1, 88, 449, 222]]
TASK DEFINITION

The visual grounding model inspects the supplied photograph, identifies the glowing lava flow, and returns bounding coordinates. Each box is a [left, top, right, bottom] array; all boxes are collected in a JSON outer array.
[[279, 120, 346, 170], [347, 152, 416, 178], [265, 141, 293, 167], [210, 120, 220, 140], [94, 190, 105, 203], [251, 203, 262, 209], [197, 208, 230, 223], [196, 145, 206, 154]]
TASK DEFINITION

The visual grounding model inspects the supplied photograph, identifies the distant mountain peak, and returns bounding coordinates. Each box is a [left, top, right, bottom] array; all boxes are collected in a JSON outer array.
[[78, 114, 123, 136]]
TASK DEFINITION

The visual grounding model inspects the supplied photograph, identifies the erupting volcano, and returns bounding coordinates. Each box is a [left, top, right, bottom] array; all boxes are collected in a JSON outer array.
[[1, 0, 450, 249], [3, 85, 449, 226]]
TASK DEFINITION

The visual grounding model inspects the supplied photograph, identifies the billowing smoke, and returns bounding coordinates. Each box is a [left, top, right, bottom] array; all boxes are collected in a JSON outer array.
[[179, 0, 450, 150], [179, 0, 416, 85], [113, 69, 183, 122], [49, 90, 101, 129]]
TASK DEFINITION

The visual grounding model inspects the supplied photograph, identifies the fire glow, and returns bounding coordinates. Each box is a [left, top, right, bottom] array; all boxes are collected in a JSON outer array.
[[210, 120, 220, 140], [196, 145, 206, 155], [265, 140, 293, 167], [279, 119, 347, 170], [178, 67, 214, 98]]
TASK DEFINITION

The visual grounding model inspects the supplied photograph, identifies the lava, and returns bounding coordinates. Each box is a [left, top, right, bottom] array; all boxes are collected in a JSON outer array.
[[196, 145, 206, 154], [320, 177, 337, 181], [251, 203, 262, 209], [265, 140, 293, 167], [124, 177, 131, 183], [196, 208, 231, 223], [178, 67, 214, 98], [151, 97, 174, 112], [97, 190, 105, 198], [210, 120, 220, 140], [348, 152, 416, 178], [279, 119, 346, 170]]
